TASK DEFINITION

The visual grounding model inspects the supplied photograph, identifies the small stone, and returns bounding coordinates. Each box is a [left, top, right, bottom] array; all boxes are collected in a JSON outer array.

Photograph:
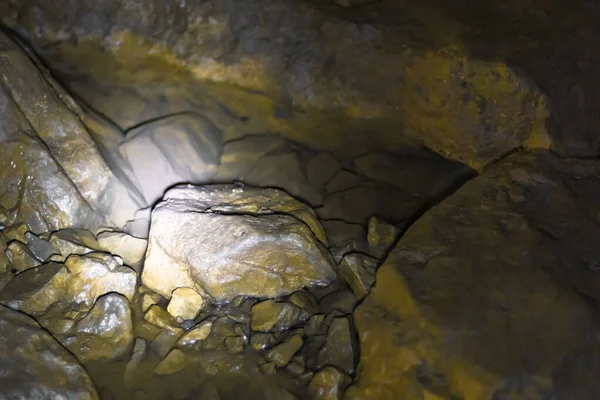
[[154, 349, 186, 375], [97, 231, 147, 272], [178, 319, 213, 348], [167, 287, 204, 320], [225, 309, 249, 324], [338, 253, 378, 300], [309, 366, 351, 400], [287, 291, 319, 315], [307, 152, 342, 187], [202, 317, 236, 350], [141, 291, 164, 312], [251, 299, 310, 332], [150, 330, 181, 358], [125, 338, 147, 388], [367, 216, 401, 259], [64, 293, 134, 362], [259, 361, 276, 376], [319, 289, 358, 314], [305, 314, 327, 336], [144, 305, 183, 334], [48, 229, 101, 257], [318, 316, 357, 374], [264, 335, 303, 367], [287, 362, 305, 375], [250, 333, 276, 351], [225, 336, 246, 353], [2, 224, 28, 243], [25, 232, 58, 262], [5, 241, 40, 271], [124, 207, 152, 239], [322, 221, 369, 263]]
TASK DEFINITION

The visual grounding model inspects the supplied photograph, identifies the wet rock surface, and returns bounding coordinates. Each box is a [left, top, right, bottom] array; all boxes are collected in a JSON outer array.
[[0, 304, 99, 399], [3, 2, 600, 398], [350, 151, 600, 399], [142, 184, 336, 301]]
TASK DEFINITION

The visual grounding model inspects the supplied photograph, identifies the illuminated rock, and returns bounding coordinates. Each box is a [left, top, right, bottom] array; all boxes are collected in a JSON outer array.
[[349, 152, 600, 399], [142, 184, 335, 301], [0, 304, 99, 399]]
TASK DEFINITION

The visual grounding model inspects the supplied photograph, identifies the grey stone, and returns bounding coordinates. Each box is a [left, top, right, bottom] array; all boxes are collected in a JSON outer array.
[[0, 252, 137, 316], [125, 338, 147, 388], [124, 207, 152, 239], [317, 316, 357, 374], [307, 152, 342, 187], [0, 304, 99, 399], [338, 253, 378, 300], [142, 185, 335, 302], [322, 220, 369, 263], [367, 216, 401, 259], [264, 335, 304, 368], [251, 300, 310, 332], [319, 289, 358, 314], [48, 229, 101, 257], [96, 231, 147, 272], [119, 114, 222, 206], [25, 232, 59, 262], [5, 241, 40, 271], [63, 293, 134, 362]]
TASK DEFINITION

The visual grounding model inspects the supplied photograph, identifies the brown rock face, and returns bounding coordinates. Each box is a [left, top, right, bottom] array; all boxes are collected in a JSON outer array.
[[1, 0, 553, 168], [350, 152, 600, 399]]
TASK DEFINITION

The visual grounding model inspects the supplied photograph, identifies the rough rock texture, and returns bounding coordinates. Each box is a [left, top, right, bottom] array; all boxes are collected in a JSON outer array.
[[63, 293, 134, 362], [317, 316, 357, 374], [367, 216, 401, 260], [0, 252, 137, 315], [0, 0, 555, 168], [119, 114, 222, 206], [339, 253, 378, 300], [0, 31, 143, 231], [0, 305, 99, 399], [97, 231, 147, 271], [167, 287, 205, 321], [142, 184, 335, 301], [350, 151, 600, 399], [251, 300, 310, 332], [309, 366, 351, 400]]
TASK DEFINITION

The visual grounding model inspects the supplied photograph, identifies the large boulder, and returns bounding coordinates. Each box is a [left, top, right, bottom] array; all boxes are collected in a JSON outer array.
[[142, 184, 335, 301], [0, 304, 99, 399], [0, 31, 143, 232], [349, 151, 600, 399]]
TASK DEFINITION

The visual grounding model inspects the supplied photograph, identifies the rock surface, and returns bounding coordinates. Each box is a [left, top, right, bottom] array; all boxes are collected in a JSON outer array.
[[63, 293, 134, 362], [350, 152, 600, 399], [119, 114, 222, 206], [0, 31, 142, 232], [251, 300, 310, 332], [0, 304, 99, 399], [167, 287, 205, 321], [142, 184, 335, 301]]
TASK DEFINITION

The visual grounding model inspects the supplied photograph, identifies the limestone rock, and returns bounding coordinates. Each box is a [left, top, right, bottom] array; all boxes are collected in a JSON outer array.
[[322, 220, 369, 263], [97, 231, 147, 271], [154, 349, 187, 375], [142, 185, 335, 301], [250, 333, 276, 351], [48, 229, 101, 257], [167, 287, 205, 321], [63, 293, 134, 362], [5, 240, 40, 271], [119, 114, 222, 206], [125, 338, 147, 389], [144, 305, 183, 335], [149, 330, 181, 358], [0, 31, 142, 230], [178, 319, 214, 348], [309, 367, 351, 400], [264, 335, 304, 368], [124, 207, 152, 239], [24, 232, 58, 262], [141, 290, 163, 312], [0, 252, 137, 316], [0, 304, 99, 399], [287, 291, 320, 315], [317, 316, 357, 374], [319, 290, 358, 314], [367, 216, 401, 259], [251, 300, 311, 332], [307, 152, 342, 187], [339, 253, 378, 300], [351, 152, 600, 399]]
